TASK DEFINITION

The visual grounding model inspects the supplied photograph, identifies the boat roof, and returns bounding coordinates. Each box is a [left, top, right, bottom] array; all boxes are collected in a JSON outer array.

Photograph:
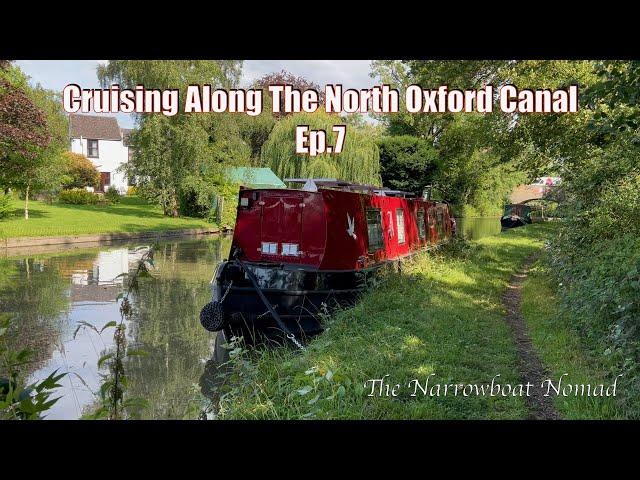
[[284, 178, 415, 197], [227, 167, 287, 189]]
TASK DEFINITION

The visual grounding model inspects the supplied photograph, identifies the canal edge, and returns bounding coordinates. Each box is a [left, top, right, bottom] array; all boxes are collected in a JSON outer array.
[[2, 227, 224, 250]]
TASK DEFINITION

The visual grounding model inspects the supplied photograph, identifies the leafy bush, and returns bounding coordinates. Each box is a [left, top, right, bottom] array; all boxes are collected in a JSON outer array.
[[589, 173, 640, 241], [0, 191, 12, 219], [377, 135, 439, 194], [548, 144, 640, 416], [105, 186, 121, 204], [179, 175, 239, 225], [62, 152, 100, 189], [550, 232, 640, 414], [127, 185, 137, 196], [58, 188, 99, 205]]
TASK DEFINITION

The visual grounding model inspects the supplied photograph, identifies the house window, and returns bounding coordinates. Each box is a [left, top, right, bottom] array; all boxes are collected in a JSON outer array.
[[366, 208, 384, 253], [87, 139, 99, 158], [396, 209, 406, 244], [416, 208, 426, 240]]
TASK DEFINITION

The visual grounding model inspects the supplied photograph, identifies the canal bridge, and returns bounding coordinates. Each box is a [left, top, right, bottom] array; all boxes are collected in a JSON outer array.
[[509, 181, 564, 205]]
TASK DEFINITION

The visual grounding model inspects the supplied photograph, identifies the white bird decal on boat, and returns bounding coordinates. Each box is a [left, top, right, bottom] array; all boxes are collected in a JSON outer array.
[[346, 213, 357, 239]]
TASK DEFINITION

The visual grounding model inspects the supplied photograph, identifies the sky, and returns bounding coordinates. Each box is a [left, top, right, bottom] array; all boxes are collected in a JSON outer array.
[[15, 60, 378, 129]]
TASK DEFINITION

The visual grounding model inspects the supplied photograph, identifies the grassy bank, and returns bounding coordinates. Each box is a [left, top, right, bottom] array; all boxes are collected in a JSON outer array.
[[0, 196, 212, 239], [521, 263, 625, 419], [216, 224, 558, 420]]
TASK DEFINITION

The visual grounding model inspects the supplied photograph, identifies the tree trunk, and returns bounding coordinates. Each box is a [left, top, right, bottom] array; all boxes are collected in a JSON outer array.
[[168, 193, 179, 217], [24, 184, 30, 220]]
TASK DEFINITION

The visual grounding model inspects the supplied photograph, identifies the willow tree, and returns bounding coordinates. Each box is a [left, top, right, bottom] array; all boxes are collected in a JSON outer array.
[[98, 61, 249, 217], [261, 111, 381, 185]]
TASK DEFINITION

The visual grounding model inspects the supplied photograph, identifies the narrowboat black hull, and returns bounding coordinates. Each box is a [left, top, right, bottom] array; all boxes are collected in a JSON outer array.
[[500, 215, 530, 229], [200, 260, 379, 342]]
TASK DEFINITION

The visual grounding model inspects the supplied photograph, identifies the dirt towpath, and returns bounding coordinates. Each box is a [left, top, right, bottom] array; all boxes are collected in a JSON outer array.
[[502, 254, 560, 420]]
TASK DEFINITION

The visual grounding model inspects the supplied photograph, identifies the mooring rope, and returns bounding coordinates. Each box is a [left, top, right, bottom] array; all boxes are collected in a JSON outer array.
[[231, 258, 305, 350]]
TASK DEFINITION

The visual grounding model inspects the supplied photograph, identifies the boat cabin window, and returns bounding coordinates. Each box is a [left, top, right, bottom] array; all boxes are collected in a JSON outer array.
[[281, 243, 299, 256], [416, 209, 426, 240], [261, 242, 277, 255], [396, 209, 406, 244], [427, 208, 436, 227], [436, 209, 445, 237], [366, 208, 384, 253]]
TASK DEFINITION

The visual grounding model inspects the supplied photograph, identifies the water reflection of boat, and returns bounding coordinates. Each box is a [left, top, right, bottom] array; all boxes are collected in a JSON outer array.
[[199, 331, 231, 413]]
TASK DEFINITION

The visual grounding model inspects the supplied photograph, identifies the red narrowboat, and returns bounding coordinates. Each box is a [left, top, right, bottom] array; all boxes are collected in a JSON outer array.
[[200, 179, 456, 343]]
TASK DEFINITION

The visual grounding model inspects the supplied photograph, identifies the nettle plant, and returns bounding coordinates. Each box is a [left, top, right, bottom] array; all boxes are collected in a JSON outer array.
[[0, 315, 66, 420], [79, 247, 155, 420]]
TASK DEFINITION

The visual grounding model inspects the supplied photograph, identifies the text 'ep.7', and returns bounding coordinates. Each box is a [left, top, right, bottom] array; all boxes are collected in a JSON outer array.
[[295, 125, 347, 156]]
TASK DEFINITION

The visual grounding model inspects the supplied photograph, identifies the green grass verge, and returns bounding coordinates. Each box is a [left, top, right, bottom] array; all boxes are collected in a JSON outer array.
[[217, 223, 558, 419], [521, 262, 625, 419], [0, 196, 212, 239]]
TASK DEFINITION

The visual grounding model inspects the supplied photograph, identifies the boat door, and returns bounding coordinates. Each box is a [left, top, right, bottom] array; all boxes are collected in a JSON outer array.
[[259, 192, 304, 261]]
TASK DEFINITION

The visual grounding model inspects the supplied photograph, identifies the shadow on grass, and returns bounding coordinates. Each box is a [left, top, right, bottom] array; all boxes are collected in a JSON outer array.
[[9, 208, 49, 219], [54, 203, 167, 219]]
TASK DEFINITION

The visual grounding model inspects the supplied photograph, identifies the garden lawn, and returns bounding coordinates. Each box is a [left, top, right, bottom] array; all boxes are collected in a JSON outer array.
[[0, 196, 212, 239], [217, 223, 559, 420]]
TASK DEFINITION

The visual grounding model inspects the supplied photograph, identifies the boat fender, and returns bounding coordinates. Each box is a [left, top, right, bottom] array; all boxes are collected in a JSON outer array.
[[200, 301, 227, 332]]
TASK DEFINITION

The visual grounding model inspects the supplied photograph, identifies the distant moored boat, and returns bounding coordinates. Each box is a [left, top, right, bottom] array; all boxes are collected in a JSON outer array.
[[501, 203, 533, 229]]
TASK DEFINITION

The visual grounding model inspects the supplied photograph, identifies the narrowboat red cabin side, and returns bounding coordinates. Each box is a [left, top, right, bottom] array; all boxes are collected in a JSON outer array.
[[200, 179, 456, 341]]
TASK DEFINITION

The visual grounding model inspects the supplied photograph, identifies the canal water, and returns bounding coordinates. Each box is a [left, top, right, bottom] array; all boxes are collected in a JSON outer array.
[[0, 235, 232, 419], [0, 218, 500, 419]]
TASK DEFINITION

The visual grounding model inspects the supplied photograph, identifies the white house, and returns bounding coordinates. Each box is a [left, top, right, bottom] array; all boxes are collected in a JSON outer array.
[[69, 114, 131, 194]]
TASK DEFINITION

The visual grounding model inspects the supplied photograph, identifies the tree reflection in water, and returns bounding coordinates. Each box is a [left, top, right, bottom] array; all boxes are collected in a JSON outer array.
[[0, 234, 233, 419]]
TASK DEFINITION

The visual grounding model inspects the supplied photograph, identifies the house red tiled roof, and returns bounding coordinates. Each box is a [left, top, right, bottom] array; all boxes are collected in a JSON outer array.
[[69, 114, 122, 141]]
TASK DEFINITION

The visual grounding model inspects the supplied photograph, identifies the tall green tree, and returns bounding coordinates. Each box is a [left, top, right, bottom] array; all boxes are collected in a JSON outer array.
[[0, 62, 68, 218], [377, 135, 439, 194], [371, 60, 506, 140], [98, 61, 248, 217], [371, 60, 597, 212], [98, 60, 242, 93], [584, 61, 640, 145]]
